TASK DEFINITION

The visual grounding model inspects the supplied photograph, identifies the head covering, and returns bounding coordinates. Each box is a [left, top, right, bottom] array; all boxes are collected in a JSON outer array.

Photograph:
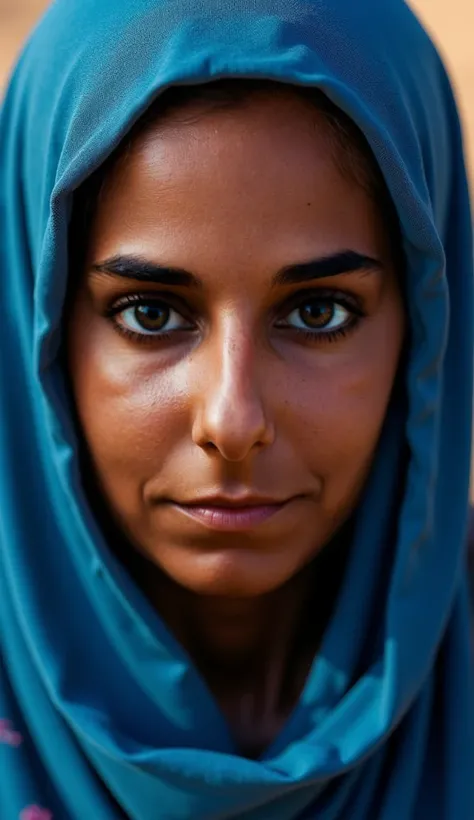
[[1, 0, 473, 817]]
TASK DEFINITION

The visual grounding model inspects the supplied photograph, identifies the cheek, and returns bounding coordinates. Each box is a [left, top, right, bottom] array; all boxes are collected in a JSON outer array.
[[68, 318, 188, 491], [285, 309, 403, 505]]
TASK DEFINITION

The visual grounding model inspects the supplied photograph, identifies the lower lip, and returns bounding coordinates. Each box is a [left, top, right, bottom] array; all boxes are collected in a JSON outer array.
[[172, 502, 287, 531]]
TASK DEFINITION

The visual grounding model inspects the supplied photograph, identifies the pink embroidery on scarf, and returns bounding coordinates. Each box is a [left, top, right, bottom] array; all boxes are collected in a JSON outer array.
[[19, 806, 53, 820], [0, 719, 23, 747]]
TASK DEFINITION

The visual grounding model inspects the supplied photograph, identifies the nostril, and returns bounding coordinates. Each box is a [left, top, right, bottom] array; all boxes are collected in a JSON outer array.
[[203, 440, 218, 452]]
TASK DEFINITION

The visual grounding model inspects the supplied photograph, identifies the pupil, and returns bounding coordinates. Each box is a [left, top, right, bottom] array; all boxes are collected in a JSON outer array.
[[301, 302, 333, 328], [135, 304, 168, 330]]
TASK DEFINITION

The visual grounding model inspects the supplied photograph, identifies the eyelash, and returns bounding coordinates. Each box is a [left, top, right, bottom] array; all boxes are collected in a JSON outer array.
[[105, 289, 365, 346]]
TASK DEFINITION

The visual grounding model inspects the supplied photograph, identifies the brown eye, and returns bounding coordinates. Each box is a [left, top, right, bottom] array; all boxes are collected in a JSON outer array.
[[133, 304, 169, 331], [280, 298, 351, 333], [115, 300, 191, 336], [299, 301, 334, 329]]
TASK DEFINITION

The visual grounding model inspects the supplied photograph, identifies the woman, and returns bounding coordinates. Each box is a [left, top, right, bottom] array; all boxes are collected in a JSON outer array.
[[0, 0, 472, 817]]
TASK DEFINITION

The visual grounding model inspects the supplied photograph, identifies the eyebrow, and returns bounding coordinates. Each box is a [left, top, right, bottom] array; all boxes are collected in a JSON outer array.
[[91, 250, 382, 288], [91, 256, 200, 288], [273, 250, 382, 286]]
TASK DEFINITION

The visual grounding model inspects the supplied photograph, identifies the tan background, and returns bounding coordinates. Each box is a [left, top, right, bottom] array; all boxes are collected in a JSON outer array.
[[1, 0, 473, 166]]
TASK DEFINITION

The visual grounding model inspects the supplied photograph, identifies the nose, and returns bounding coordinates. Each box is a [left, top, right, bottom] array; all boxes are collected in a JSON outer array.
[[191, 326, 275, 462]]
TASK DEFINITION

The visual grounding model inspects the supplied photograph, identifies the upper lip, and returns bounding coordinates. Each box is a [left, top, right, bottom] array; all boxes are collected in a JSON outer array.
[[175, 495, 294, 508]]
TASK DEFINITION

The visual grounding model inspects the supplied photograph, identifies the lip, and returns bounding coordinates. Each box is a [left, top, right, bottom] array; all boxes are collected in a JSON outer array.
[[169, 496, 295, 532]]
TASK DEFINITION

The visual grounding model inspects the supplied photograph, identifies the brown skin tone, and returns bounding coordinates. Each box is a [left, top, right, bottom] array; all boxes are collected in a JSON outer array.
[[67, 91, 404, 757]]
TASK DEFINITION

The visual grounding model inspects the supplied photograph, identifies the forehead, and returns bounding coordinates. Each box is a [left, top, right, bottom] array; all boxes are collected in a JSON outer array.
[[85, 92, 392, 271], [124, 88, 373, 193]]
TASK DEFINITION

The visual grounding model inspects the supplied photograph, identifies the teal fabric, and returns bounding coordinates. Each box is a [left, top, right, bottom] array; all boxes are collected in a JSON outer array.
[[0, 1, 473, 817]]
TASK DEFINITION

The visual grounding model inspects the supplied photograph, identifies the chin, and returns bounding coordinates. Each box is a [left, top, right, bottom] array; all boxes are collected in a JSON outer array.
[[156, 548, 304, 598]]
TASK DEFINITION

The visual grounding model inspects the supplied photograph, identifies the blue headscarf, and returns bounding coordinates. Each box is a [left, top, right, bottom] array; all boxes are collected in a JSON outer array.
[[1, 0, 473, 817]]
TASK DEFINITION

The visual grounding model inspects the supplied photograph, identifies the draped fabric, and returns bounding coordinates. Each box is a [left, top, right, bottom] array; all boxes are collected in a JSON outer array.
[[0, 1, 473, 817]]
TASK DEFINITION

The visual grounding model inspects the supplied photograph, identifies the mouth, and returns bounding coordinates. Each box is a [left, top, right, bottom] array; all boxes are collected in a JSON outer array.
[[167, 495, 299, 532]]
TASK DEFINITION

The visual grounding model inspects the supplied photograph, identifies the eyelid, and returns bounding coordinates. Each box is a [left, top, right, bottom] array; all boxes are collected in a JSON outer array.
[[106, 291, 194, 319], [275, 287, 365, 320]]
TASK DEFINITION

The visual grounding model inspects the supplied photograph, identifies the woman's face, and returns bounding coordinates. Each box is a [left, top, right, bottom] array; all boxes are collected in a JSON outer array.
[[68, 91, 404, 598]]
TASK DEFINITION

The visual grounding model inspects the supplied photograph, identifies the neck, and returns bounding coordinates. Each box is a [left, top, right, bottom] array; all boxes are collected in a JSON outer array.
[[125, 530, 350, 757], [141, 561, 321, 756], [155, 562, 316, 670]]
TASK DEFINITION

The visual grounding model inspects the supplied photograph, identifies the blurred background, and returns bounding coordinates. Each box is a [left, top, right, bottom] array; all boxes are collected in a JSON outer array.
[[1, 0, 473, 171]]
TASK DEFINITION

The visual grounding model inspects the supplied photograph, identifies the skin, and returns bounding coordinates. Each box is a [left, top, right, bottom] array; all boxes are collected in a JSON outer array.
[[67, 90, 404, 757]]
